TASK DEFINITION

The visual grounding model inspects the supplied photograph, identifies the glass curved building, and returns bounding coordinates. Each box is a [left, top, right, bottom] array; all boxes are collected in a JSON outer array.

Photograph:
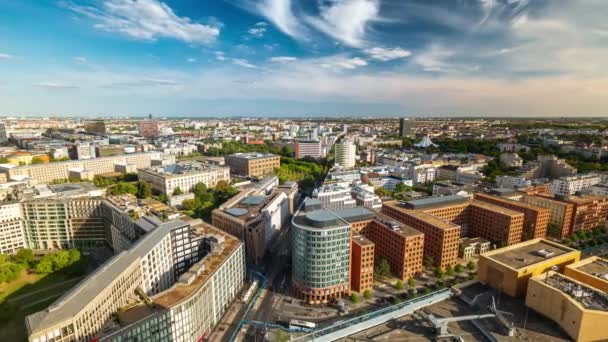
[[291, 201, 351, 304]]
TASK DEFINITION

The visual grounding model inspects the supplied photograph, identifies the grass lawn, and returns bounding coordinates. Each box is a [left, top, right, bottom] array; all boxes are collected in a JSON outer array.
[[0, 270, 85, 342]]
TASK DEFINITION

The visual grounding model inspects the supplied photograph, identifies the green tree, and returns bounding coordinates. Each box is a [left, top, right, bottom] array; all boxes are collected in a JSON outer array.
[[193, 182, 208, 197], [454, 264, 464, 273], [172, 186, 184, 196], [158, 193, 168, 203], [350, 293, 359, 303], [466, 261, 476, 271], [374, 258, 391, 278], [107, 182, 137, 196], [14, 249, 34, 265], [182, 198, 202, 211], [0, 157, 8, 163], [394, 280, 404, 290], [35, 258, 54, 274], [408, 277, 416, 288], [363, 290, 372, 300], [435, 267, 445, 279], [446, 265, 454, 276], [31, 156, 46, 164], [423, 255, 435, 268], [136, 181, 151, 199]]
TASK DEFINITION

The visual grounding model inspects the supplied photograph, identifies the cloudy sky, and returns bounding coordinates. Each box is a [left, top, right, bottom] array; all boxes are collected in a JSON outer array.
[[1, 0, 607, 117]]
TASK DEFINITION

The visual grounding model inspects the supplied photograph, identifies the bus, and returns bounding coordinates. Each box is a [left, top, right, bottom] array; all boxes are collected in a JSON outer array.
[[289, 319, 317, 331]]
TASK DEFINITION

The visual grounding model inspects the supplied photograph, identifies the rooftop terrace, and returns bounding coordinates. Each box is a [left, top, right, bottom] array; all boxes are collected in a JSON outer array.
[[488, 239, 575, 269], [545, 273, 608, 312]]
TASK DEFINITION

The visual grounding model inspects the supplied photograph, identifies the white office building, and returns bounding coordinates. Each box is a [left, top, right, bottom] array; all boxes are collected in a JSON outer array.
[[335, 141, 356, 169]]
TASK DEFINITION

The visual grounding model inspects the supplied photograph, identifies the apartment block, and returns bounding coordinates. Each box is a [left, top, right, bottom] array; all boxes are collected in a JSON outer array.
[[475, 193, 550, 240], [520, 194, 574, 239], [224, 152, 280, 178], [559, 194, 608, 234], [294, 140, 322, 159], [351, 234, 374, 293], [138, 161, 230, 196], [313, 183, 356, 211], [468, 201, 524, 247], [0, 152, 168, 184], [550, 174, 601, 195], [0, 202, 25, 254]]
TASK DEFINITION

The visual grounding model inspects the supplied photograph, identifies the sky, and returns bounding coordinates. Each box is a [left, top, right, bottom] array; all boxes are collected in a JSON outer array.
[[1, 0, 608, 117]]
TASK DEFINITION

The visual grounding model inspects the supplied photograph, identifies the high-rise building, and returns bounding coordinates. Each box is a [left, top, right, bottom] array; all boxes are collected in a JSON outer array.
[[291, 200, 351, 304], [0, 121, 8, 143], [335, 141, 356, 169], [399, 118, 414, 138], [351, 234, 374, 293], [294, 140, 322, 159]]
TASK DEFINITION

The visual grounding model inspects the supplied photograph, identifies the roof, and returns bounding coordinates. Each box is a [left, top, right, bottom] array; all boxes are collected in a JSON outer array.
[[332, 206, 375, 223], [227, 152, 277, 160], [352, 234, 374, 247], [26, 219, 189, 335], [401, 195, 469, 210], [293, 208, 350, 230], [470, 200, 524, 217], [383, 201, 460, 231], [486, 239, 577, 270], [569, 257, 608, 280]]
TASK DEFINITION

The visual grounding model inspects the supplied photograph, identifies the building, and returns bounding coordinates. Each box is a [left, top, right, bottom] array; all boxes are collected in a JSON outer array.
[[313, 183, 357, 211], [550, 174, 601, 195], [399, 118, 414, 138], [351, 234, 374, 293], [525, 270, 608, 342], [432, 181, 476, 198], [474, 193, 550, 240], [564, 256, 608, 293], [138, 118, 160, 139], [0, 202, 25, 254], [459, 237, 490, 259], [382, 200, 460, 269], [559, 194, 608, 234], [499, 153, 523, 168], [520, 194, 574, 239], [212, 181, 292, 264], [335, 141, 356, 169], [294, 140, 322, 159], [477, 238, 580, 297], [0, 121, 8, 143], [137, 162, 230, 196], [495, 175, 532, 189], [225, 152, 280, 178], [519, 155, 577, 180], [351, 186, 382, 210], [26, 218, 245, 342], [84, 120, 106, 135], [0, 152, 169, 184], [291, 200, 351, 304]]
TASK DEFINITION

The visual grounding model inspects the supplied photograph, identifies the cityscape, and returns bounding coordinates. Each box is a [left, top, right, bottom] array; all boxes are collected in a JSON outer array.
[[1, 1, 608, 342]]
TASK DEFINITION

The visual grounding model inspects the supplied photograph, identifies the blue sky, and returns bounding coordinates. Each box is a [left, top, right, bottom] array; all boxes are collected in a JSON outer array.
[[1, 0, 607, 117]]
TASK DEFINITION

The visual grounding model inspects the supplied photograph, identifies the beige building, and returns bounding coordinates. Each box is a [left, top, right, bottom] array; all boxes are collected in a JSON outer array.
[[477, 238, 580, 297], [0, 152, 169, 184], [224, 152, 280, 177], [520, 194, 574, 239], [526, 271, 608, 342], [137, 161, 230, 196], [564, 256, 608, 293]]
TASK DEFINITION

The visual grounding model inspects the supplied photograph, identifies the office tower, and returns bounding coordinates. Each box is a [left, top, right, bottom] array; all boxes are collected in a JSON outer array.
[[335, 141, 356, 169], [399, 118, 414, 138]]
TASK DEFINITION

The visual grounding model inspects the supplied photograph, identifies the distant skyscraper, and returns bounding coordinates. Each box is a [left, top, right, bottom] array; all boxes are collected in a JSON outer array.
[[399, 118, 415, 138], [0, 122, 7, 143]]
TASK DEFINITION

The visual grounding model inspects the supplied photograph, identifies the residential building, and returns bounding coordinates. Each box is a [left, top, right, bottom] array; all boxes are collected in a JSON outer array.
[[84, 120, 106, 135], [432, 181, 476, 198], [335, 141, 356, 169], [459, 237, 490, 259], [0, 121, 8, 143], [499, 153, 523, 168], [519, 155, 577, 180], [559, 194, 608, 234], [0, 152, 169, 184], [294, 140, 322, 159], [224, 152, 280, 178], [0, 202, 25, 254], [520, 194, 574, 239], [313, 183, 357, 211], [138, 118, 160, 138], [137, 162, 230, 196], [477, 238, 580, 297], [550, 174, 601, 195], [495, 175, 532, 189], [351, 186, 382, 210]]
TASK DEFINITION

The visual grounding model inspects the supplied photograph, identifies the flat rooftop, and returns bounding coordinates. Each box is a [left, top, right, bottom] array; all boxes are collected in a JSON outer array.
[[384, 201, 460, 231], [292, 208, 350, 230], [228, 152, 277, 160], [470, 200, 524, 217], [545, 273, 608, 312], [401, 194, 469, 210], [573, 258, 608, 279], [488, 239, 575, 269], [353, 234, 374, 247]]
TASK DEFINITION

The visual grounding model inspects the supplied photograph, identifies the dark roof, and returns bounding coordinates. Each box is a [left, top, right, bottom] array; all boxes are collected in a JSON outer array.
[[401, 195, 469, 210]]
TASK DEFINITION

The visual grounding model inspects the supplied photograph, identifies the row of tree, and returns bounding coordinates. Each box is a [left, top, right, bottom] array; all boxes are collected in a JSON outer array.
[[181, 181, 239, 222], [0, 248, 85, 283], [106, 181, 151, 199]]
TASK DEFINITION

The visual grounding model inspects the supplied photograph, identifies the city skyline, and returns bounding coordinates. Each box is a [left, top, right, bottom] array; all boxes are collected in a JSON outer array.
[[1, 0, 608, 117]]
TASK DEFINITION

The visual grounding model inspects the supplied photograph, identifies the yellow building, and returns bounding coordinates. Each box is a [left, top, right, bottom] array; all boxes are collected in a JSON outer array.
[[564, 256, 608, 293], [526, 271, 608, 342], [477, 238, 580, 297], [6, 151, 49, 166]]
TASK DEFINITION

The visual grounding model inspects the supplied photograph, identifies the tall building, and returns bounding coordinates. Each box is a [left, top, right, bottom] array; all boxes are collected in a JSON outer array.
[[224, 152, 280, 178], [137, 161, 230, 196], [212, 178, 295, 264], [291, 200, 351, 304], [335, 141, 356, 169], [294, 140, 322, 159], [138, 118, 160, 139], [520, 194, 574, 239], [0, 121, 8, 143], [558, 194, 608, 234], [312, 183, 357, 211], [399, 118, 414, 138], [351, 234, 374, 293], [84, 120, 106, 135]]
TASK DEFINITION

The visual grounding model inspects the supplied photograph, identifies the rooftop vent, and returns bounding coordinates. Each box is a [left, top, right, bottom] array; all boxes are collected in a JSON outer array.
[[535, 249, 555, 258]]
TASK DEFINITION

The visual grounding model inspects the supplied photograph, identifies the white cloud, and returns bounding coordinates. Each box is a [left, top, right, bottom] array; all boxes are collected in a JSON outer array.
[[34, 82, 79, 89], [248, 26, 267, 38], [232, 58, 256, 68], [64, 0, 220, 44], [254, 21, 268, 27], [306, 0, 380, 47], [320, 56, 367, 70], [215, 51, 226, 61], [414, 45, 455, 72], [269, 56, 297, 63], [74, 56, 87, 63], [186, 58, 197, 63], [364, 47, 411, 61], [256, 0, 305, 39], [0, 53, 14, 60]]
